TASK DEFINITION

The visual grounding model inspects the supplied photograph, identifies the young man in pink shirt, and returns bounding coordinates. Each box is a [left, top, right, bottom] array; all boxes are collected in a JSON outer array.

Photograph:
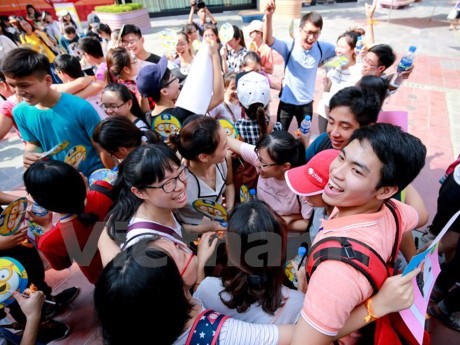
[[290, 123, 427, 344]]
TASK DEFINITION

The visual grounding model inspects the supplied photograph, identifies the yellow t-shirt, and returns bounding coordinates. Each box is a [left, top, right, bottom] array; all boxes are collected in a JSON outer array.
[[20, 32, 56, 63]]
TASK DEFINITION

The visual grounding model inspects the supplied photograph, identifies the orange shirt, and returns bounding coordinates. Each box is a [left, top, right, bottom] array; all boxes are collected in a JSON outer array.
[[301, 200, 418, 339]]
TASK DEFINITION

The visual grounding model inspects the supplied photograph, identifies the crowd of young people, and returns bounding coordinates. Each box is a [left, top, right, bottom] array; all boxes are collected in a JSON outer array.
[[0, 0, 458, 343]]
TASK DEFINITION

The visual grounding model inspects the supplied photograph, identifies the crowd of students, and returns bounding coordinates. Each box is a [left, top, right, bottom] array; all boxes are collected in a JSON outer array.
[[0, 0, 459, 344]]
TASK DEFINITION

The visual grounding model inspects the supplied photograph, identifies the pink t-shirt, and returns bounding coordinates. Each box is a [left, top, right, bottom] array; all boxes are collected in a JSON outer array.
[[301, 200, 418, 339], [240, 142, 311, 218], [0, 95, 19, 134], [95, 62, 107, 81]]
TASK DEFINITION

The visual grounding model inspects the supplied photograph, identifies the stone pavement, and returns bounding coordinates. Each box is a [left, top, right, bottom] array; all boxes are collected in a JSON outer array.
[[0, 1, 459, 343]]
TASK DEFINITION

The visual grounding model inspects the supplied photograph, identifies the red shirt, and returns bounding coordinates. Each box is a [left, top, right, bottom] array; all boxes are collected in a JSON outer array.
[[38, 181, 113, 284]]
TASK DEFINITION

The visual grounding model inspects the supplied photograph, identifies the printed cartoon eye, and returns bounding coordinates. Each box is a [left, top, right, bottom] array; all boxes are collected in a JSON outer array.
[[156, 124, 165, 131]]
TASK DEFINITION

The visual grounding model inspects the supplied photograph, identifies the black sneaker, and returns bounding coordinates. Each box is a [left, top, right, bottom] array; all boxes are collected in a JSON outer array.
[[52, 287, 79, 305], [36, 319, 70, 343], [43, 287, 80, 319], [428, 304, 460, 332]]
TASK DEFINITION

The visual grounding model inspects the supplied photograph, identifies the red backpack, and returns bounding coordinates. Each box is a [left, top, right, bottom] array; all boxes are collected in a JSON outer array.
[[306, 200, 430, 345], [440, 154, 460, 184]]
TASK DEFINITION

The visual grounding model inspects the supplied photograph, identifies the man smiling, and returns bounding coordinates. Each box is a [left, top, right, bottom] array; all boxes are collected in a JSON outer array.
[[292, 123, 427, 344], [264, 0, 335, 131]]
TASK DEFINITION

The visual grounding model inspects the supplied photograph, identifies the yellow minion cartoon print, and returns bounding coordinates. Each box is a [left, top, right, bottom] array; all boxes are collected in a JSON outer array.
[[153, 114, 181, 140], [0, 198, 28, 236], [64, 145, 87, 169], [0, 257, 28, 307], [219, 119, 239, 139], [192, 199, 228, 223]]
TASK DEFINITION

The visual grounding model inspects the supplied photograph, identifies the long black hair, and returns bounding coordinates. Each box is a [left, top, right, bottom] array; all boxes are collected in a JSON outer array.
[[92, 115, 159, 156], [94, 237, 194, 345], [220, 200, 287, 314], [255, 130, 306, 168], [23, 159, 98, 225], [106, 144, 181, 243]]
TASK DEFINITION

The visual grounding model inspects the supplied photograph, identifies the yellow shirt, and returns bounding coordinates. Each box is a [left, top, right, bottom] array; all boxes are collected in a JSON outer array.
[[20, 31, 56, 63]]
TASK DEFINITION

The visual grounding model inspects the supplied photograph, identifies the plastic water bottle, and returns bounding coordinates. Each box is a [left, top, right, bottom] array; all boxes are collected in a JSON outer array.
[[390, 46, 416, 88], [299, 115, 312, 135], [285, 246, 307, 288], [355, 35, 364, 62], [249, 188, 257, 201]]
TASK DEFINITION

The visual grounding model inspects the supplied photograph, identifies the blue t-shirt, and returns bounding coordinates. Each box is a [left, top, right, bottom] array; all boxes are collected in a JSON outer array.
[[271, 38, 335, 105], [305, 132, 332, 162], [13, 93, 103, 177]]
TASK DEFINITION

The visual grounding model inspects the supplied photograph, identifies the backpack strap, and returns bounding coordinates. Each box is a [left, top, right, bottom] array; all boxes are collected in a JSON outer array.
[[307, 236, 389, 293], [90, 180, 116, 201], [384, 200, 402, 274], [317, 41, 323, 65], [127, 221, 183, 241], [279, 40, 295, 98], [185, 309, 230, 345], [284, 39, 295, 71], [306, 200, 403, 293]]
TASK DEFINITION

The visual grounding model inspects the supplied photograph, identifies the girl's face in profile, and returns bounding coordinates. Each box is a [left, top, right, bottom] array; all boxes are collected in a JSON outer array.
[[151, 238, 197, 288], [255, 147, 285, 179], [209, 127, 228, 164]]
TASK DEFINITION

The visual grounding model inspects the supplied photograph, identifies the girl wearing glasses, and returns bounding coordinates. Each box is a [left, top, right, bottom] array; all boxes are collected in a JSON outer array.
[[169, 116, 234, 235], [227, 130, 310, 232], [101, 83, 149, 131], [98, 144, 190, 266], [105, 47, 150, 113], [95, 232, 420, 344], [24, 159, 115, 284]]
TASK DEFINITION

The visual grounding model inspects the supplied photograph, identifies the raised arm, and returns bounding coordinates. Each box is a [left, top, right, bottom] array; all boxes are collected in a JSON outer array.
[[188, 1, 196, 24], [227, 136, 243, 156], [207, 41, 225, 111], [263, 0, 276, 46], [364, 0, 376, 48], [205, 7, 218, 25]]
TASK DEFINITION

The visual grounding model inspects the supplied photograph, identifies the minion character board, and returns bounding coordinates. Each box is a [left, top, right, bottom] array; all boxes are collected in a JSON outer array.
[[152, 114, 181, 140], [64, 145, 87, 169], [40, 140, 70, 159], [0, 198, 28, 236], [219, 119, 239, 140], [88, 169, 118, 186], [0, 257, 28, 307], [240, 185, 250, 203], [219, 22, 234, 43], [192, 199, 228, 223]]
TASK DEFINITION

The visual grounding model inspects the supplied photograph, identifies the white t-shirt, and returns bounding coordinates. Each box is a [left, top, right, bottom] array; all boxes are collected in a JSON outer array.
[[194, 277, 304, 324]]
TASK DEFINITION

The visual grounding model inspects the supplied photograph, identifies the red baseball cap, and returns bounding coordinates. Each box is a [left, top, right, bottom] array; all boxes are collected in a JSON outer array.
[[285, 149, 339, 196]]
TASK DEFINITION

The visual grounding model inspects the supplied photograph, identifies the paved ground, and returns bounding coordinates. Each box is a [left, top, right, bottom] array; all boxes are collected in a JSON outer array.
[[0, 0, 459, 343]]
